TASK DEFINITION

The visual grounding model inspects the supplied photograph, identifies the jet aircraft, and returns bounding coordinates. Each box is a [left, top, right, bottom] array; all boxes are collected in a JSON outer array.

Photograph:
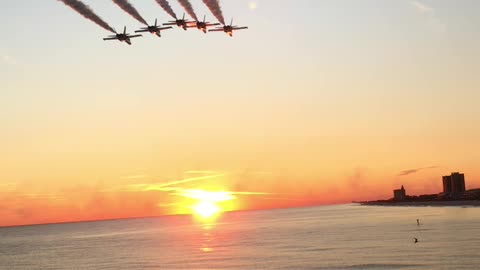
[[135, 19, 173, 37], [209, 19, 248, 37], [187, 15, 220, 33], [163, 13, 194, 31], [103, 27, 142, 45]]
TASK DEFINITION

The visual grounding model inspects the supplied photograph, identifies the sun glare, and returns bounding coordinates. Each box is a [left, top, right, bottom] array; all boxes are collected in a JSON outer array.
[[180, 190, 235, 202], [194, 201, 220, 219], [178, 189, 236, 219]]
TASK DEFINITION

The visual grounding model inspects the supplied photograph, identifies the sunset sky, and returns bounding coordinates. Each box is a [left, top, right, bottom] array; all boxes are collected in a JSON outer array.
[[1, 0, 479, 227]]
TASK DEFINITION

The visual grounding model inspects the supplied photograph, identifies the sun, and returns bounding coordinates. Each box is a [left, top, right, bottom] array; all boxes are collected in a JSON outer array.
[[177, 189, 236, 219], [194, 201, 220, 219]]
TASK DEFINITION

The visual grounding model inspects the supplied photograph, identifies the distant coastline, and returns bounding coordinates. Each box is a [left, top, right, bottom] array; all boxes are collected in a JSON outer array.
[[358, 172, 480, 207], [358, 200, 480, 207]]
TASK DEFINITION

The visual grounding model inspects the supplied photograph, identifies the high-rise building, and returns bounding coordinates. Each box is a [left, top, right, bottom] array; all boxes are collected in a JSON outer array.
[[443, 175, 452, 194], [442, 172, 466, 196], [450, 172, 466, 194]]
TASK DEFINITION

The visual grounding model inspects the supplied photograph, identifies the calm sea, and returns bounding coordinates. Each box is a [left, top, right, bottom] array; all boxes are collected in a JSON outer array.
[[1, 204, 480, 269]]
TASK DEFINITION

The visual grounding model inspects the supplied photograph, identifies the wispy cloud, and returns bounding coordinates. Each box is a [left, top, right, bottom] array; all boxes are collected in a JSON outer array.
[[121, 172, 276, 202], [120, 174, 149, 180], [410, 1, 446, 33], [398, 166, 438, 176], [144, 174, 226, 190], [118, 173, 226, 193], [185, 170, 221, 175], [0, 183, 17, 187], [20, 193, 65, 200], [171, 189, 272, 201], [411, 1, 433, 14], [1, 54, 21, 68], [156, 202, 181, 208], [0, 183, 17, 192]]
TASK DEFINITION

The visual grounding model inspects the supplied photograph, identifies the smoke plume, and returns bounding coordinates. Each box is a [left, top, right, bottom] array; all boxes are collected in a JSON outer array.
[[112, 0, 148, 25], [202, 0, 225, 25], [155, 0, 177, 19], [58, 0, 115, 33], [177, 0, 198, 21]]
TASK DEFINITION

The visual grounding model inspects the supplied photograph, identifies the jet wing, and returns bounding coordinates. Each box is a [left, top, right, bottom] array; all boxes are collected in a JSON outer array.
[[206, 23, 221, 27], [209, 29, 225, 32], [233, 27, 248, 30], [103, 37, 118, 40], [160, 26, 173, 30], [135, 29, 149, 33], [127, 34, 143, 38], [163, 22, 177, 26]]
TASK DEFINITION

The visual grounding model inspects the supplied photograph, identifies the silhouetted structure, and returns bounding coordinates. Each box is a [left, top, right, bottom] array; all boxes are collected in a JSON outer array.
[[360, 172, 479, 205], [393, 185, 406, 201], [442, 172, 466, 197], [442, 175, 452, 194]]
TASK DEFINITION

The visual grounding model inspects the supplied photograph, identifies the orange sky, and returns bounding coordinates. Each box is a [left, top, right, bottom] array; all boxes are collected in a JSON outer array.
[[1, 1, 480, 227], [1, 168, 478, 227]]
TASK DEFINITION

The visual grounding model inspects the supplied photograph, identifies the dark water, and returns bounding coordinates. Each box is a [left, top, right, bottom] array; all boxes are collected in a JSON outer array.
[[1, 204, 480, 269]]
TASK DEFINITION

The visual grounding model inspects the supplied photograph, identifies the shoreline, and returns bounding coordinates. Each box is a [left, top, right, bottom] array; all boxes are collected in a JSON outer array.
[[358, 200, 480, 207]]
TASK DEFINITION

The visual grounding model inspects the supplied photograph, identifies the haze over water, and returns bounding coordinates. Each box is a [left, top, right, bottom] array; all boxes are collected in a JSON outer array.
[[2, 1, 480, 227], [2, 205, 480, 269]]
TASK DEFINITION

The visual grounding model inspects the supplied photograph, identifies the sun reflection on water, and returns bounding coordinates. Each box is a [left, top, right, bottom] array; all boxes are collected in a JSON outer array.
[[199, 223, 216, 252]]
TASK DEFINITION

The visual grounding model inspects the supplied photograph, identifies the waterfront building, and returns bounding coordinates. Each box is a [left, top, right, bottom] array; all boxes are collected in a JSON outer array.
[[393, 185, 406, 201], [451, 172, 466, 194], [442, 172, 466, 197], [442, 172, 465, 197], [442, 175, 452, 194]]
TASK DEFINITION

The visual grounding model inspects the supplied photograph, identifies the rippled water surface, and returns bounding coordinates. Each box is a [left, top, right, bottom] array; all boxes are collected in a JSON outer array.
[[1, 204, 480, 269]]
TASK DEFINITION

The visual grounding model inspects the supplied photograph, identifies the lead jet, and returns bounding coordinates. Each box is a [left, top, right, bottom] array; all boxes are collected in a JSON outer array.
[[209, 19, 248, 37], [163, 13, 193, 31], [186, 15, 220, 34], [135, 19, 173, 37], [103, 27, 142, 45]]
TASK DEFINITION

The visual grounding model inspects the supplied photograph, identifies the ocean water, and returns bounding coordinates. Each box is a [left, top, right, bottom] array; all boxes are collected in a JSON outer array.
[[1, 204, 480, 270]]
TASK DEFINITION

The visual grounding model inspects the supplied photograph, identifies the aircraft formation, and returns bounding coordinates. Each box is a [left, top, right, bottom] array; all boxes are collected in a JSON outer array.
[[58, 0, 248, 46]]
